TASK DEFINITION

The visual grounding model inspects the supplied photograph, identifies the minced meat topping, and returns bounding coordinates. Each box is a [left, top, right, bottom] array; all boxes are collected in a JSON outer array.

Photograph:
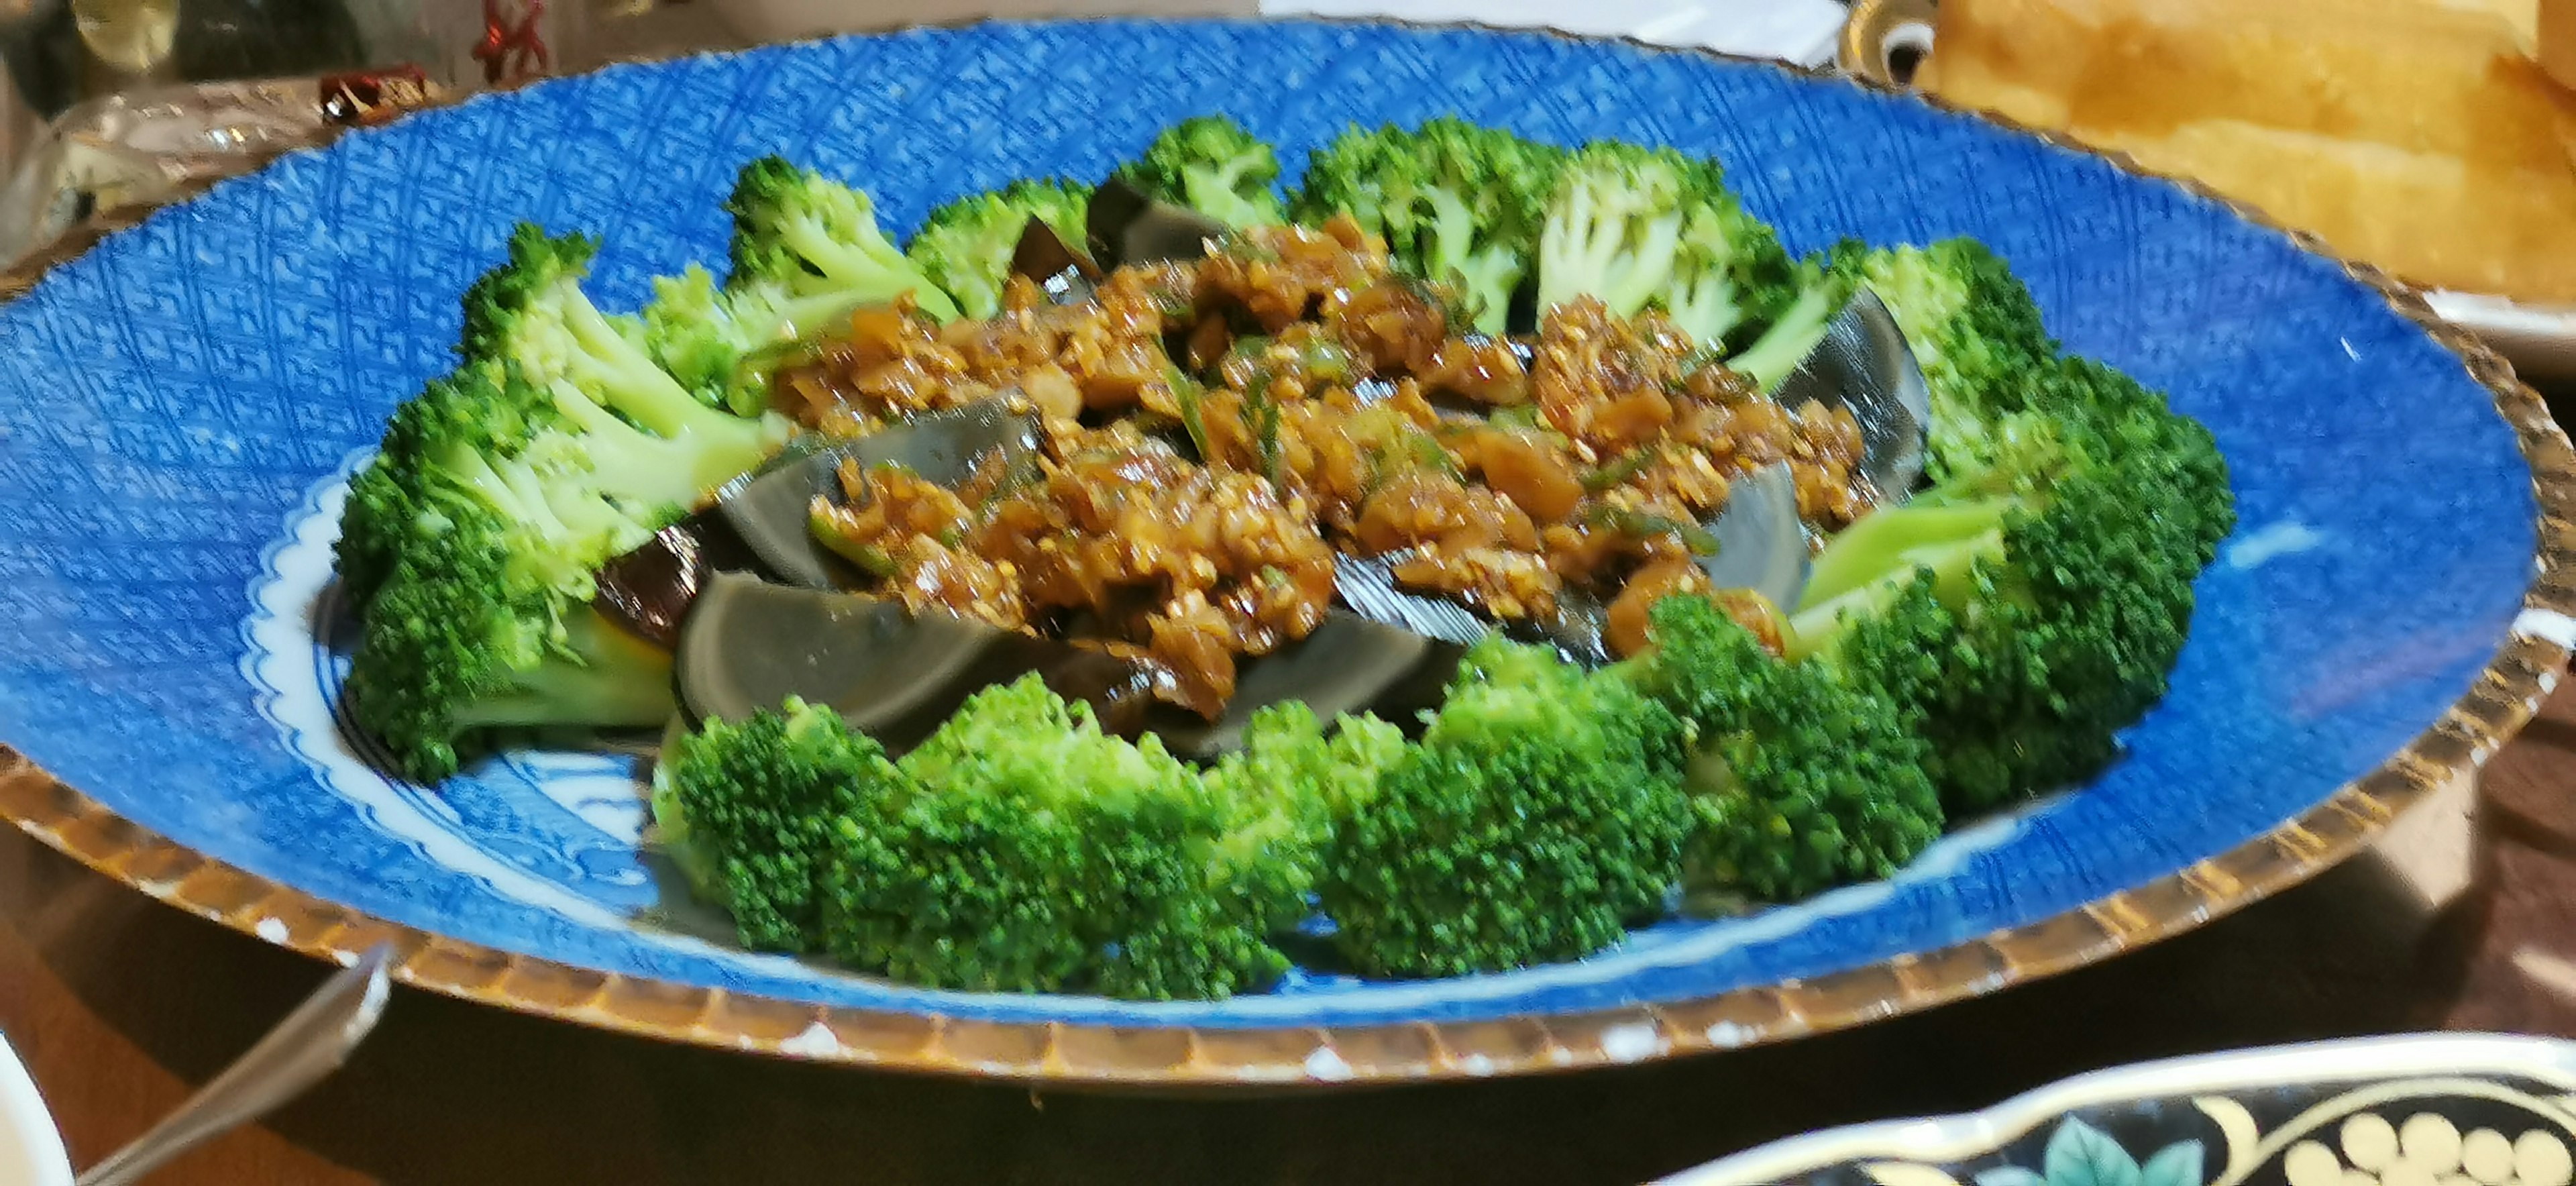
[[780, 217, 1872, 716]]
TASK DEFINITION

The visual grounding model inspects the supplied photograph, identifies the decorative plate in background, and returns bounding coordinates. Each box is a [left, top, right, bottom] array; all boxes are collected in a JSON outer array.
[[1661, 1034, 2576, 1186], [0, 19, 2569, 1085]]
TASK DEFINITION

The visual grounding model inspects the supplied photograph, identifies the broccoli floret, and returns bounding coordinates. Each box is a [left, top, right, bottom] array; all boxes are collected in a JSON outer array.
[[334, 364, 568, 618], [1293, 118, 1565, 333], [460, 225, 786, 498], [1787, 355, 2235, 812], [358, 356, 724, 607], [1846, 239, 2055, 476], [906, 178, 1092, 320], [335, 462, 413, 611], [1116, 115, 1287, 228], [345, 514, 676, 781], [1203, 703, 1409, 931], [339, 226, 792, 779], [1534, 141, 1791, 345], [1627, 594, 1941, 904], [333, 382, 517, 614], [633, 265, 746, 412], [1320, 637, 1690, 978], [335, 329, 576, 614], [820, 674, 1301, 1000], [632, 265, 861, 417], [653, 697, 906, 951], [724, 155, 961, 322]]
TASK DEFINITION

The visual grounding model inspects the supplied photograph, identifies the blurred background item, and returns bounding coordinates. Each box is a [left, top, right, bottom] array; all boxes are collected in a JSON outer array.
[[0, 0, 1849, 272], [1919, 0, 2576, 306], [0, 0, 517, 268], [1844, 0, 2576, 375]]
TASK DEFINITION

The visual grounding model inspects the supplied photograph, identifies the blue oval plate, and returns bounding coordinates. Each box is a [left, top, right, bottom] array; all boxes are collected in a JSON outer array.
[[1, 19, 2569, 1086]]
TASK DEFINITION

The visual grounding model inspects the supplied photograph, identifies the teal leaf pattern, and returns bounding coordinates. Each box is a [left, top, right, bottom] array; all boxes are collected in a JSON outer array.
[[2046, 1118, 2147, 1186], [2140, 1141, 2205, 1186], [1978, 1167, 2048, 1186]]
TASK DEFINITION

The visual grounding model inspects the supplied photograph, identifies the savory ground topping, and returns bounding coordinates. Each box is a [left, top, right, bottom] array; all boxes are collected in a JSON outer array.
[[786, 224, 1874, 713]]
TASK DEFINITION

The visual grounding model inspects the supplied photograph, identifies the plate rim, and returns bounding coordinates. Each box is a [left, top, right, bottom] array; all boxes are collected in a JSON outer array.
[[1, 14, 2569, 1087]]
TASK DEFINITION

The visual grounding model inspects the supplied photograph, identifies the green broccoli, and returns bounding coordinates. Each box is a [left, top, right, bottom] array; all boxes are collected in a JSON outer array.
[[335, 365, 557, 616], [633, 265, 749, 413], [1787, 354, 2235, 812], [1203, 702, 1409, 932], [1625, 594, 1942, 905], [345, 515, 678, 781], [1320, 636, 1690, 978], [1116, 115, 1287, 228], [653, 696, 906, 951], [1715, 241, 1870, 390], [338, 225, 791, 779], [1845, 239, 2056, 477], [334, 395, 473, 614], [1293, 118, 1566, 333], [459, 225, 786, 498], [1719, 237, 2056, 421], [906, 178, 1092, 320], [632, 264, 871, 417], [819, 675, 1308, 1000], [724, 155, 961, 322], [1534, 140, 1792, 345]]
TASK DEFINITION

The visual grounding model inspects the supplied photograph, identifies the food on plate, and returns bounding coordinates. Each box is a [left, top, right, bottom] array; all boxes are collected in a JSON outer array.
[[1918, 0, 2576, 303], [329, 113, 2235, 999]]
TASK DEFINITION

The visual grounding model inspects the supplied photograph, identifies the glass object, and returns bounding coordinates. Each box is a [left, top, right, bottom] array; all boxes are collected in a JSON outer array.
[[0, 0, 627, 266], [68, 0, 178, 76]]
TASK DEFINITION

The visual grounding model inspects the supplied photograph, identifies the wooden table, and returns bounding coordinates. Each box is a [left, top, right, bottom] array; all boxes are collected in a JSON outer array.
[[1, 688, 2569, 1186]]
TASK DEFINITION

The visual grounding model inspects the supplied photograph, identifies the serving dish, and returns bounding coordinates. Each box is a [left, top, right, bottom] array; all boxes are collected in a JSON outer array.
[[1835, 0, 2576, 382], [1661, 1033, 2576, 1186], [0, 17, 2567, 1086]]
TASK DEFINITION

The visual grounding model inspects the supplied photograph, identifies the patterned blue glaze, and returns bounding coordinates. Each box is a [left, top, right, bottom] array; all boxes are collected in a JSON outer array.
[[0, 20, 2537, 1028]]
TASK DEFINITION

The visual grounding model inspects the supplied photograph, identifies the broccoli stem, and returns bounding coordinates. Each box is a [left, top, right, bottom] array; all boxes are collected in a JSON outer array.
[[777, 217, 962, 321], [540, 378, 771, 505], [1664, 272, 1745, 347], [1799, 498, 2012, 608], [1784, 493, 2023, 661], [1725, 280, 1839, 390], [450, 608, 676, 731], [762, 291, 868, 340], [1540, 186, 1684, 316], [556, 297, 743, 441]]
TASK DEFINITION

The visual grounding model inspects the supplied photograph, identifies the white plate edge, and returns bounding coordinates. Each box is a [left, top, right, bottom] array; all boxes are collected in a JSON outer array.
[[0, 1032, 72, 1186]]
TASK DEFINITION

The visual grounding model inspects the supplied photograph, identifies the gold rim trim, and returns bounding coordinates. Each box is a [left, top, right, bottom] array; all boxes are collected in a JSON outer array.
[[1, 16, 2569, 1087]]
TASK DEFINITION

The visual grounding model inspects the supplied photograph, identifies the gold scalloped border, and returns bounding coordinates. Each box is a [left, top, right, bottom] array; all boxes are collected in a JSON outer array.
[[1, 16, 2569, 1087]]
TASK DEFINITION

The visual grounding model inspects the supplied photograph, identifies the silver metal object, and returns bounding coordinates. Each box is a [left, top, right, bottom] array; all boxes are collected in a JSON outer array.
[[0, 0, 601, 268], [71, 945, 394, 1186], [1772, 287, 1935, 502], [1695, 462, 1810, 612]]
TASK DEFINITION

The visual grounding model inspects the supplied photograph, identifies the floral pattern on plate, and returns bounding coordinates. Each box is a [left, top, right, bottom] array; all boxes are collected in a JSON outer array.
[[1674, 1037, 2576, 1186]]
